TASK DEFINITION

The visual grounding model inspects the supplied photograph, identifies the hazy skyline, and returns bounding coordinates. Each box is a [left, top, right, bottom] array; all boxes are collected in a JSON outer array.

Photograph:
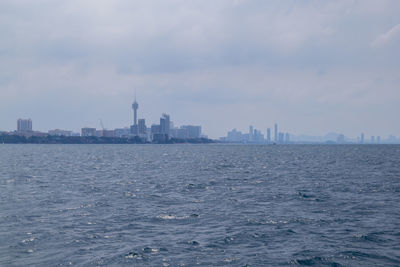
[[1, 0, 399, 138]]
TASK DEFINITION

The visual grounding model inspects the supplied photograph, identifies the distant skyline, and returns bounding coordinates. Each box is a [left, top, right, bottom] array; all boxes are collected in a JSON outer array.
[[1, 1, 399, 139]]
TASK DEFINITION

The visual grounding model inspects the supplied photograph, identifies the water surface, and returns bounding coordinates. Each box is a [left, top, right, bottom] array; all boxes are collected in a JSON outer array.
[[1, 144, 399, 266]]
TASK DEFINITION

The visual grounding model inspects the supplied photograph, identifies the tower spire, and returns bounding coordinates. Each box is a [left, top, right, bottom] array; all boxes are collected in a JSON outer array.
[[132, 90, 139, 128]]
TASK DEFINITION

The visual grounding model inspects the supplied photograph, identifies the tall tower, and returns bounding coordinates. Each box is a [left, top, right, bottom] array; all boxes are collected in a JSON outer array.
[[132, 95, 139, 126], [274, 123, 278, 143]]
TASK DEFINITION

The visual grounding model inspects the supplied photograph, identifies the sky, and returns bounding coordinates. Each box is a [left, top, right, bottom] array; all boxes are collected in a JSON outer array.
[[0, 0, 399, 139]]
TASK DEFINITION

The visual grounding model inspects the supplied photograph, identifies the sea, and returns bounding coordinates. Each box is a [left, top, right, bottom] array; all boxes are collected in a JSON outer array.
[[0, 144, 399, 266]]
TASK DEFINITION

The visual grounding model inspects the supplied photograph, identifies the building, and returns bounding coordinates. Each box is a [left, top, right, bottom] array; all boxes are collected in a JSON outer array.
[[361, 133, 364, 144], [274, 123, 278, 143], [267, 128, 271, 144], [337, 134, 345, 144], [249, 125, 254, 141], [48, 129, 72, 136], [151, 124, 160, 135], [278, 132, 284, 144], [138, 119, 147, 134], [115, 128, 130, 138], [371, 136, 375, 144], [96, 130, 115, 138], [81, 127, 96, 137], [17, 118, 32, 133], [377, 136, 381, 144], [285, 133, 290, 144], [180, 125, 201, 138], [252, 129, 265, 143], [226, 129, 243, 142], [160, 113, 170, 136]]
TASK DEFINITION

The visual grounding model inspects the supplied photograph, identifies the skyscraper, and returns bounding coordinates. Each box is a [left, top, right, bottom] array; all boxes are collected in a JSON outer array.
[[267, 128, 271, 144], [249, 125, 254, 141], [361, 133, 364, 144], [285, 132, 290, 144], [138, 119, 147, 134], [160, 113, 170, 136], [274, 123, 278, 143], [278, 132, 284, 144]]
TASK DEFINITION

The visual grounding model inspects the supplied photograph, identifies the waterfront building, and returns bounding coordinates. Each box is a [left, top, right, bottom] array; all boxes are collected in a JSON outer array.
[[377, 136, 381, 144], [48, 129, 72, 136], [226, 129, 243, 142], [138, 119, 147, 134], [181, 125, 201, 138], [81, 127, 96, 137], [371, 136, 375, 144], [252, 129, 265, 143], [102, 130, 115, 138], [160, 114, 170, 136], [274, 123, 278, 143], [114, 128, 130, 138], [285, 132, 290, 144], [151, 124, 160, 135], [278, 132, 284, 144], [337, 134, 345, 144], [17, 118, 32, 133], [267, 128, 271, 144], [361, 133, 364, 144]]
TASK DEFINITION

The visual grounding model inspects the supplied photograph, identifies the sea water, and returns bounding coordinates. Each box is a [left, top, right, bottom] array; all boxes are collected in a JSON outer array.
[[1, 144, 399, 266]]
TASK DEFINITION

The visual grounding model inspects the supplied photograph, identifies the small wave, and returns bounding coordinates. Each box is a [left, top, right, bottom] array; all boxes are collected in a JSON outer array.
[[224, 257, 240, 263], [157, 214, 189, 220], [125, 252, 143, 260], [21, 237, 36, 244]]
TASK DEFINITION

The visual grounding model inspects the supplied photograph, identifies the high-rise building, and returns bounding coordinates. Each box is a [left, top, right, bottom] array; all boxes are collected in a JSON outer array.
[[249, 125, 254, 141], [160, 113, 170, 136], [377, 136, 381, 144], [181, 125, 202, 138], [151, 124, 160, 135], [267, 128, 271, 144], [337, 134, 345, 144], [371, 136, 375, 144], [278, 132, 284, 144], [274, 123, 278, 143], [361, 133, 364, 144], [17, 118, 32, 133], [285, 133, 290, 144], [138, 119, 147, 134]]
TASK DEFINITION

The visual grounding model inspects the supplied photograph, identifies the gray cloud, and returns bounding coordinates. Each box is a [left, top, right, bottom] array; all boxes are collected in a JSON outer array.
[[0, 0, 399, 138]]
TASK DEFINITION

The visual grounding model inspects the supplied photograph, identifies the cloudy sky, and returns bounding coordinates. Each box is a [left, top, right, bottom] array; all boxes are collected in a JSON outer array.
[[1, 0, 399, 138]]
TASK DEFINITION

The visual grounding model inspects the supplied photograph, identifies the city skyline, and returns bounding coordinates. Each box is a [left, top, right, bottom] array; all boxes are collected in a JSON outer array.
[[6, 112, 400, 144], [1, 1, 399, 138]]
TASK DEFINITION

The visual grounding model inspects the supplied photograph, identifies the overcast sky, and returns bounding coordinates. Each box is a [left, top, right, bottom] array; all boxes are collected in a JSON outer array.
[[1, 0, 399, 138]]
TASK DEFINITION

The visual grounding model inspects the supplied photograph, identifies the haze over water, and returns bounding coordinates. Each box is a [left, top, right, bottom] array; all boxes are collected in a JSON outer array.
[[1, 144, 399, 266]]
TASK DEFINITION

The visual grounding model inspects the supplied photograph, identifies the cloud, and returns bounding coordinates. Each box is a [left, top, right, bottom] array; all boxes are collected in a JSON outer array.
[[371, 24, 400, 47], [0, 0, 400, 137]]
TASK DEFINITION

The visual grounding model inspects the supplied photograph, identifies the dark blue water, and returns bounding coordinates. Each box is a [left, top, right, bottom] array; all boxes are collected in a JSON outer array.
[[1, 144, 399, 266]]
